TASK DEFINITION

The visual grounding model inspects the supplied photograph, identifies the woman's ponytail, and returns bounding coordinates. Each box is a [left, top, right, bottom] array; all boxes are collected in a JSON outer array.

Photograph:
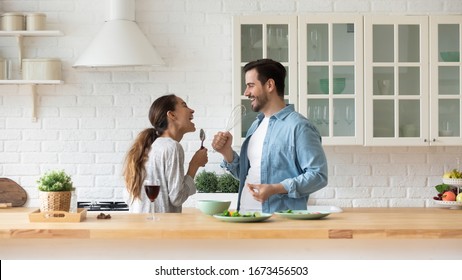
[[123, 128, 158, 202]]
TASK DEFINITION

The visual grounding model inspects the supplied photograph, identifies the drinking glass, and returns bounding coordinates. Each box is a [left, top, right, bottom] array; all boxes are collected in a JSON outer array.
[[310, 29, 318, 60], [322, 105, 329, 125], [345, 105, 354, 125], [144, 179, 160, 221]]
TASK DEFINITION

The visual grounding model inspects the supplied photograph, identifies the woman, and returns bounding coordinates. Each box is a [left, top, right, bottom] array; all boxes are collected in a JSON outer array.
[[123, 94, 208, 213]]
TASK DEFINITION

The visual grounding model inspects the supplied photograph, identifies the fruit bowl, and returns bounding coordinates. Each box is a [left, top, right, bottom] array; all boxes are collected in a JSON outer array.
[[442, 178, 462, 186], [196, 200, 231, 215], [440, 51, 460, 62], [433, 200, 462, 210], [320, 78, 346, 94]]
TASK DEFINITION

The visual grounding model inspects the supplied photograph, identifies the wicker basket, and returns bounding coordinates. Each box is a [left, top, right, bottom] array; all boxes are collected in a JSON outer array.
[[39, 191, 71, 212]]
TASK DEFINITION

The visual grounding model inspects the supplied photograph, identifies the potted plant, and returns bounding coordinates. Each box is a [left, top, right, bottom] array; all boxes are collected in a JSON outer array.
[[195, 171, 240, 193], [37, 169, 73, 212], [193, 171, 239, 209], [217, 173, 239, 193], [195, 170, 218, 193]]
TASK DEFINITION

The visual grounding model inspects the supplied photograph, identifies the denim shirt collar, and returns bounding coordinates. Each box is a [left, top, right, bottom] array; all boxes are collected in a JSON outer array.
[[256, 104, 294, 122]]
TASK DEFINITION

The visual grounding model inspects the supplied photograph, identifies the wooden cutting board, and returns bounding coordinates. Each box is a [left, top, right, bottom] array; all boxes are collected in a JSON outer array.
[[0, 178, 28, 207]]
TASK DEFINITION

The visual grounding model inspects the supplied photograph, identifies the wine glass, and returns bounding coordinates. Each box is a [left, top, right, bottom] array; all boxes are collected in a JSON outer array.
[[310, 29, 318, 60], [333, 106, 338, 125], [276, 27, 285, 60], [322, 105, 329, 125], [249, 27, 257, 59], [144, 179, 160, 221], [345, 105, 354, 125], [307, 105, 314, 122], [313, 105, 322, 125]]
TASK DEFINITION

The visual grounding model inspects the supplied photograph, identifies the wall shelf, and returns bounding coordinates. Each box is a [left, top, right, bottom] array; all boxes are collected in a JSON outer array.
[[0, 30, 64, 122], [0, 30, 64, 69], [0, 80, 63, 85], [0, 30, 64, 37], [0, 81, 63, 122]]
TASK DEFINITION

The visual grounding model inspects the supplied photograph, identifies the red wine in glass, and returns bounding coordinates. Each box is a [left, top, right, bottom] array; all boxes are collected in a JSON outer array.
[[145, 185, 160, 202], [144, 179, 160, 220]]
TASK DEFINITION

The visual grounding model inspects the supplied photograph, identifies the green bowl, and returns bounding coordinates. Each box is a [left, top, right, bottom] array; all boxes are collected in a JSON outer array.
[[440, 51, 460, 62], [320, 78, 346, 94], [197, 200, 231, 215]]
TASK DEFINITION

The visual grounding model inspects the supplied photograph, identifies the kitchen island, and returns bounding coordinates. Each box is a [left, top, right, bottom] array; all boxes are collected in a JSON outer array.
[[1, 207, 461, 259]]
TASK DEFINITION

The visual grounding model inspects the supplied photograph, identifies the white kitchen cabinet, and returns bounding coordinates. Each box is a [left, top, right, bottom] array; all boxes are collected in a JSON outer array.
[[298, 15, 364, 145], [364, 15, 429, 146], [233, 15, 363, 146], [430, 16, 462, 145], [233, 15, 460, 147], [232, 16, 298, 145], [0, 30, 64, 121]]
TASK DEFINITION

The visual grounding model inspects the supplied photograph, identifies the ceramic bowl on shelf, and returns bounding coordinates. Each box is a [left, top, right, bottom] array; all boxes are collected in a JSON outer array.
[[319, 78, 346, 94], [196, 200, 231, 215], [440, 51, 460, 62]]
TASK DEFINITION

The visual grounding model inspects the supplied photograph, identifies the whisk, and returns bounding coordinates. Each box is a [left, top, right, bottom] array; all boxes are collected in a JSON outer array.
[[212, 104, 247, 153], [224, 104, 247, 131]]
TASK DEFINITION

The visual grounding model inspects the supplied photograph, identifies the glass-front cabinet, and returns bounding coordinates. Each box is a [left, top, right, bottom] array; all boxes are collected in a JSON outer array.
[[233, 15, 462, 147], [430, 16, 462, 145], [298, 15, 364, 145], [233, 16, 297, 145], [364, 16, 429, 146]]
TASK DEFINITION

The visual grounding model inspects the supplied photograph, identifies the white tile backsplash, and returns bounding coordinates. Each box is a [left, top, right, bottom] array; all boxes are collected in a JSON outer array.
[[1, 0, 461, 208]]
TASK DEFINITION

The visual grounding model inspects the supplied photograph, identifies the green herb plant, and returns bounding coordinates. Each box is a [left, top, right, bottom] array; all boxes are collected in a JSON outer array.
[[217, 173, 239, 193], [37, 170, 73, 192], [195, 170, 240, 193], [195, 170, 219, 193]]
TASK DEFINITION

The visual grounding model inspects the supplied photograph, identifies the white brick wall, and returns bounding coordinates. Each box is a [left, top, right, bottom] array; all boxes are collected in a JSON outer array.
[[1, 0, 462, 208]]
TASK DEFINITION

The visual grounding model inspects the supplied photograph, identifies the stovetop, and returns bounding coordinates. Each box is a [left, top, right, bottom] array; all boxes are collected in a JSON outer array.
[[77, 201, 129, 211]]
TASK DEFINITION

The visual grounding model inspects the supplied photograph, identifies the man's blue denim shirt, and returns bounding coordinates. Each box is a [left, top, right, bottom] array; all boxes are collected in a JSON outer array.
[[221, 104, 328, 213]]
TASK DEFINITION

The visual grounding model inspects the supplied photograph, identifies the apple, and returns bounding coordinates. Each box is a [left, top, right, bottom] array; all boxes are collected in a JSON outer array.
[[456, 193, 462, 202], [442, 191, 456, 201]]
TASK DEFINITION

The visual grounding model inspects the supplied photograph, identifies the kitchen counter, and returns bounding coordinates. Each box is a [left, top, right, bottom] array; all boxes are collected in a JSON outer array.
[[1, 207, 461, 259]]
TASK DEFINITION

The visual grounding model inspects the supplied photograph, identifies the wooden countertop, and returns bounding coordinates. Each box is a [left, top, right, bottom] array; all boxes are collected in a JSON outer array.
[[1, 207, 462, 240]]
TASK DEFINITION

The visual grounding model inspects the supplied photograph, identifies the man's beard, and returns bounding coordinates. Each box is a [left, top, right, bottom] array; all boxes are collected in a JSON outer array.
[[250, 93, 268, 112]]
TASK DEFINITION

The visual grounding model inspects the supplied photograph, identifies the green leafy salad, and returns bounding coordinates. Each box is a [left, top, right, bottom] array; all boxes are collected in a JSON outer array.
[[220, 210, 262, 217]]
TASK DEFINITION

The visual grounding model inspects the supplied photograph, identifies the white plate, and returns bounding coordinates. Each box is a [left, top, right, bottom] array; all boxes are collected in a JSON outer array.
[[274, 206, 343, 220], [213, 213, 272, 223], [274, 210, 330, 220], [306, 206, 343, 213], [433, 200, 462, 209]]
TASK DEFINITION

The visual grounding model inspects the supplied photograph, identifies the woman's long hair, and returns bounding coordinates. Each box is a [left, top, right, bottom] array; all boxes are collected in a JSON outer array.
[[123, 94, 177, 202]]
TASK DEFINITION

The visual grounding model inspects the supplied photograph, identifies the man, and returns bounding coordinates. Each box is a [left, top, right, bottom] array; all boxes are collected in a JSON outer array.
[[212, 59, 328, 213]]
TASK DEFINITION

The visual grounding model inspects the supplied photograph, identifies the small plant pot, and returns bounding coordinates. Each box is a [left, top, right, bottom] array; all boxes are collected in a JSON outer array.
[[39, 191, 71, 212]]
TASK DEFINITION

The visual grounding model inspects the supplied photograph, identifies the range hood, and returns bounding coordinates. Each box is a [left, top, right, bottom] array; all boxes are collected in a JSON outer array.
[[73, 0, 164, 68]]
